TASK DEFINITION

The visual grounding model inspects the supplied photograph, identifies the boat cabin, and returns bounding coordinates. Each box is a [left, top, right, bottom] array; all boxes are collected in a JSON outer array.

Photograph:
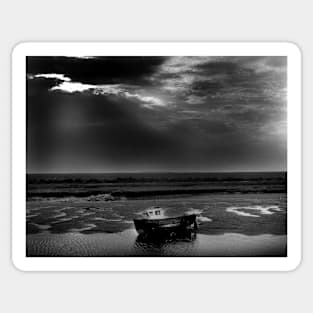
[[141, 207, 167, 219]]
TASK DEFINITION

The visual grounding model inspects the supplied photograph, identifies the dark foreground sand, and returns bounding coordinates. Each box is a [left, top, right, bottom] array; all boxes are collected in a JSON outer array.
[[27, 229, 287, 257]]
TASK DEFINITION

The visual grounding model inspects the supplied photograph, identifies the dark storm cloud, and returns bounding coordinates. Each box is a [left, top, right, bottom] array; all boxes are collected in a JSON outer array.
[[190, 80, 224, 96], [194, 60, 243, 76], [27, 56, 167, 84], [27, 56, 287, 173]]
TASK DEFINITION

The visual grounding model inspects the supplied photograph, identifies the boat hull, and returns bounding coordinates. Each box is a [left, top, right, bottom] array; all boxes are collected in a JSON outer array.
[[134, 214, 197, 234]]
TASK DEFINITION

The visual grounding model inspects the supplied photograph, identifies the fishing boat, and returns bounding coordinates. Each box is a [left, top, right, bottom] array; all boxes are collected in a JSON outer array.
[[133, 206, 198, 234]]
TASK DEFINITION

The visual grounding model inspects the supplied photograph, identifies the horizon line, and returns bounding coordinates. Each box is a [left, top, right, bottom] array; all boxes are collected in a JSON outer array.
[[26, 170, 287, 175]]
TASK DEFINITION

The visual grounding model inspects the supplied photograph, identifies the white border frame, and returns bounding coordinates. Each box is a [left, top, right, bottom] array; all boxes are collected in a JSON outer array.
[[12, 42, 302, 271]]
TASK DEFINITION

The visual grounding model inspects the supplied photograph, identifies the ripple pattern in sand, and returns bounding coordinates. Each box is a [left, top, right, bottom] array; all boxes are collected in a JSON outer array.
[[27, 231, 135, 256], [26, 204, 133, 234]]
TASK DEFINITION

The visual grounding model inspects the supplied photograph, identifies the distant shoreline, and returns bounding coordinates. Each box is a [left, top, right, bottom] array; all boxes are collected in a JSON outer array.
[[27, 171, 287, 175], [26, 172, 287, 201]]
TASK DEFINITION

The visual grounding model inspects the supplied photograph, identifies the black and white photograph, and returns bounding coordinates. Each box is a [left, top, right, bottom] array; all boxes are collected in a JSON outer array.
[[2, 1, 310, 311], [24, 52, 289, 258]]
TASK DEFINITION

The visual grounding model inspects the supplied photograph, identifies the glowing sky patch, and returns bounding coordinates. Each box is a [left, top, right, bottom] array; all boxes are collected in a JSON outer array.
[[34, 73, 71, 81], [51, 81, 93, 93], [50, 80, 165, 108]]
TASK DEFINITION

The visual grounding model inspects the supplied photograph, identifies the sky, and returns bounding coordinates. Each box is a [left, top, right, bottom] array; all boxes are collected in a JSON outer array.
[[26, 56, 287, 173]]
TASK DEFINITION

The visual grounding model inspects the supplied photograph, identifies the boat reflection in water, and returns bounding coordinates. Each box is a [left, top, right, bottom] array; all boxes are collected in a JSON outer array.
[[133, 207, 198, 256], [134, 228, 197, 256]]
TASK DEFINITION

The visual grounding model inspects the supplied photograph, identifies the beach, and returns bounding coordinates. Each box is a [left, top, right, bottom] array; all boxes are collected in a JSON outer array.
[[27, 229, 286, 257], [26, 172, 287, 257]]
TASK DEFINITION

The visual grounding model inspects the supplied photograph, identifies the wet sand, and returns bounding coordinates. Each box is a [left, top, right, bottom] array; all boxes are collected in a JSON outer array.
[[27, 229, 287, 257], [26, 192, 287, 257]]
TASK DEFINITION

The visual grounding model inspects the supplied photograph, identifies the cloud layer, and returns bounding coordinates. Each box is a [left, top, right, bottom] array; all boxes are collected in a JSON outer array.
[[27, 56, 287, 173]]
